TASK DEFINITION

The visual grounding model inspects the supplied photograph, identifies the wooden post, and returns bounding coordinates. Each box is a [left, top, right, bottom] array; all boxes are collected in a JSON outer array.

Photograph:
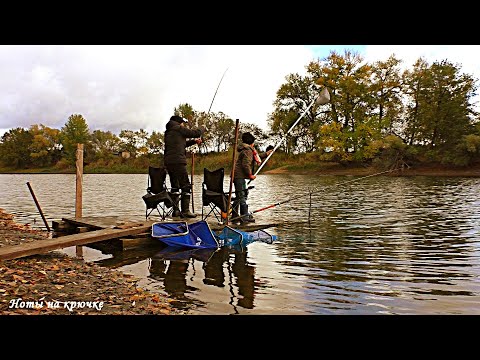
[[226, 119, 240, 226], [26, 182, 51, 232], [75, 143, 84, 218], [75, 143, 84, 258], [191, 151, 195, 213]]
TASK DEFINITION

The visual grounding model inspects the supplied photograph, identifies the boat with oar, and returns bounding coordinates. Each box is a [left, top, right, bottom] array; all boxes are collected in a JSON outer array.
[[151, 220, 276, 249]]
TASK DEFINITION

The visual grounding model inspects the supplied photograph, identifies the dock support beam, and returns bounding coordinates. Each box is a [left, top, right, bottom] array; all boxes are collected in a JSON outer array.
[[75, 143, 84, 258], [26, 181, 51, 232]]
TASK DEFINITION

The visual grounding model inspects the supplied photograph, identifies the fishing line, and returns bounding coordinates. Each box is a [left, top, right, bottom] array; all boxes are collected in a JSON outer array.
[[230, 166, 402, 222]]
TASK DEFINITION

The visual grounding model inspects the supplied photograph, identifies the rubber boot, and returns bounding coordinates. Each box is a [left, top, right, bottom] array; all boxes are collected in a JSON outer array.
[[240, 204, 255, 223], [181, 195, 197, 218], [171, 194, 181, 217], [232, 203, 241, 224]]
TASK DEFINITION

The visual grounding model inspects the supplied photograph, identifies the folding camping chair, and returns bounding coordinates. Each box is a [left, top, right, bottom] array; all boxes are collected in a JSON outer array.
[[201, 168, 229, 223], [201, 167, 253, 223], [142, 166, 181, 220]]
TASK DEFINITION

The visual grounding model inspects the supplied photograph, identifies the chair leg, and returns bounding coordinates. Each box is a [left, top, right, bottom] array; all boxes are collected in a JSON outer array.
[[146, 207, 156, 220], [156, 205, 167, 221], [210, 205, 223, 223]]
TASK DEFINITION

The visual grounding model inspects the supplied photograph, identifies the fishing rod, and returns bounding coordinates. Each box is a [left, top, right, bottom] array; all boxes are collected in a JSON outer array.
[[193, 67, 229, 153], [248, 85, 331, 185], [208, 67, 229, 114], [191, 67, 229, 213], [231, 167, 401, 222]]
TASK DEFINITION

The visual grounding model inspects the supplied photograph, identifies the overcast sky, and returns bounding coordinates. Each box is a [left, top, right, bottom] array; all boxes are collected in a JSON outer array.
[[1, 45, 479, 138]]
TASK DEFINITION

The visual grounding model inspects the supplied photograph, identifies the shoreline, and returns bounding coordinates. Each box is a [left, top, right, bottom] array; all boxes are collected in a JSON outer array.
[[263, 163, 480, 177], [0, 208, 184, 315], [2, 162, 480, 177]]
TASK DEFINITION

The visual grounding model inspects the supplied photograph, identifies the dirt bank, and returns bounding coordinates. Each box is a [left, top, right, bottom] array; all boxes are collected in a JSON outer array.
[[0, 208, 183, 315]]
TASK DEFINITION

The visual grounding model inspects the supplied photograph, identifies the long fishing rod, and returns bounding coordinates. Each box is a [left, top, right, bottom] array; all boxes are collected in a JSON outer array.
[[231, 167, 401, 222], [194, 67, 229, 152], [208, 67, 229, 114], [248, 85, 331, 185], [191, 67, 229, 213]]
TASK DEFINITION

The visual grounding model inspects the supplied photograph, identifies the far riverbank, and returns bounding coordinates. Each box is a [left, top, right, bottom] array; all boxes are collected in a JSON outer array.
[[2, 161, 480, 177], [263, 162, 480, 177]]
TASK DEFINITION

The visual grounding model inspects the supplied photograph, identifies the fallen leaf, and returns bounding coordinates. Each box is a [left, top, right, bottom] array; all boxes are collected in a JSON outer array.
[[12, 274, 24, 281]]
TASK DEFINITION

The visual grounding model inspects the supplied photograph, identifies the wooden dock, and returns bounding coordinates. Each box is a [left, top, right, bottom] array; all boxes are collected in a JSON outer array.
[[0, 221, 153, 261], [59, 216, 277, 233], [0, 216, 278, 261]]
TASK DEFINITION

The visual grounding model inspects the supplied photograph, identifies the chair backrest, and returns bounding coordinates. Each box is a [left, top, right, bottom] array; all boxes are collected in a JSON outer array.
[[202, 168, 228, 214], [148, 166, 168, 194], [203, 167, 225, 193]]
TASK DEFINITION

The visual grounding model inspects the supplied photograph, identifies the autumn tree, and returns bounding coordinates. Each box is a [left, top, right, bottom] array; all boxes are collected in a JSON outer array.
[[369, 55, 404, 136], [403, 58, 478, 164], [119, 129, 144, 157], [29, 124, 62, 167], [60, 114, 90, 165], [209, 112, 234, 152], [174, 103, 195, 122], [269, 72, 324, 154], [0, 128, 34, 168], [90, 130, 122, 162], [147, 131, 164, 155], [320, 50, 371, 158]]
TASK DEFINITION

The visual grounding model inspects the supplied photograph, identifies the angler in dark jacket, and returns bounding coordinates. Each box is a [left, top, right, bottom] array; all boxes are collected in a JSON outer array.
[[164, 115, 205, 218], [233, 132, 272, 223]]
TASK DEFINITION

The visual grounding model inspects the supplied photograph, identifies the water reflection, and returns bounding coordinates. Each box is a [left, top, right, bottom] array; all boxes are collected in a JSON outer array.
[[273, 219, 480, 314], [149, 245, 258, 313], [91, 242, 262, 313], [150, 247, 213, 299]]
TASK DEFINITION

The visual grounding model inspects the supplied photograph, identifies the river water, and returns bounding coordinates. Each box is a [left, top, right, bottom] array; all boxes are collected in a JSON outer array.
[[1, 173, 479, 314]]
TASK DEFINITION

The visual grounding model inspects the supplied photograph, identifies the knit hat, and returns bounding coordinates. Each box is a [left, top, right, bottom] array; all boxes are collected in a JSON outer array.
[[241, 132, 255, 145], [170, 115, 185, 123]]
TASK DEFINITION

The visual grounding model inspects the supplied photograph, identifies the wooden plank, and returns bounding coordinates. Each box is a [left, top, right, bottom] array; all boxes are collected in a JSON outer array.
[[0, 222, 154, 261], [62, 216, 277, 233], [62, 216, 147, 230], [128, 232, 150, 239], [62, 216, 119, 229]]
